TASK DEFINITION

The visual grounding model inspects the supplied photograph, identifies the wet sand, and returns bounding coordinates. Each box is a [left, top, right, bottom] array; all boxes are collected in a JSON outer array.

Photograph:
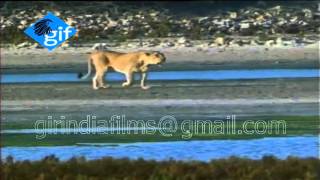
[[2, 78, 318, 123], [2, 78, 318, 100]]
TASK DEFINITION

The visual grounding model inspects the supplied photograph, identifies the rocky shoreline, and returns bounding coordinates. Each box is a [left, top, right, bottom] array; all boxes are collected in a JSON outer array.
[[1, 2, 319, 47], [1, 2, 319, 72]]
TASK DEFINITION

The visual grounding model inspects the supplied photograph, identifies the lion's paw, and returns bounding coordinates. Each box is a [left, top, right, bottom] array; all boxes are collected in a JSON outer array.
[[141, 86, 151, 90], [122, 82, 131, 87], [100, 85, 111, 89]]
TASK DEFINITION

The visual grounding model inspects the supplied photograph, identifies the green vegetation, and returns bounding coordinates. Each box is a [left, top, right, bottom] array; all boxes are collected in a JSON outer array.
[[1, 1, 318, 44], [1, 156, 319, 179]]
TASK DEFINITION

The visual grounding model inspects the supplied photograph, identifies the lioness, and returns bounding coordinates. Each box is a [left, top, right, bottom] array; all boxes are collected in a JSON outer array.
[[78, 50, 166, 90]]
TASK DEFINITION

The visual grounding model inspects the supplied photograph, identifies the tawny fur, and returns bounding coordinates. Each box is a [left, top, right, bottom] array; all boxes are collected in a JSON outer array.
[[79, 50, 166, 90]]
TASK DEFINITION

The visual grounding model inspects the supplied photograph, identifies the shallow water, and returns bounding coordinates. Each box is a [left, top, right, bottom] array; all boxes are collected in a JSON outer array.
[[1, 136, 318, 161], [1, 127, 160, 134], [2, 69, 319, 83]]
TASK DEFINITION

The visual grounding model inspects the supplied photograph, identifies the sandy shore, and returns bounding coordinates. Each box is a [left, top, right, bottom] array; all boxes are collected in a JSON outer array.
[[2, 78, 318, 124], [1, 43, 319, 73], [2, 78, 318, 100]]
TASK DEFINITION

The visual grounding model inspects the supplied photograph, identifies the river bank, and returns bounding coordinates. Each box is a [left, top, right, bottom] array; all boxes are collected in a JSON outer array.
[[1, 42, 319, 73]]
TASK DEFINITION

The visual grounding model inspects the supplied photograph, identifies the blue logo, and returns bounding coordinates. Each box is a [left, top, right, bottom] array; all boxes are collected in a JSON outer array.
[[24, 12, 77, 51]]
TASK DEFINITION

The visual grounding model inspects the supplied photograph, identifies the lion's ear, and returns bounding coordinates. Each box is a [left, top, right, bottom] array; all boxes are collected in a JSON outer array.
[[145, 52, 151, 56]]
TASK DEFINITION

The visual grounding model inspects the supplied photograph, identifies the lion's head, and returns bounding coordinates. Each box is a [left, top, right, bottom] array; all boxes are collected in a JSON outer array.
[[141, 51, 166, 65]]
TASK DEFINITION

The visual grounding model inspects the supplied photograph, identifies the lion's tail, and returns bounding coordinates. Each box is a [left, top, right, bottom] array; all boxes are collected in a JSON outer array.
[[78, 56, 92, 80]]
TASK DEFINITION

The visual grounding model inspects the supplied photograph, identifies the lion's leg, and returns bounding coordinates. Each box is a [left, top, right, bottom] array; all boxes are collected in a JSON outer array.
[[92, 73, 99, 90], [140, 72, 150, 90], [97, 68, 110, 89], [122, 72, 133, 87]]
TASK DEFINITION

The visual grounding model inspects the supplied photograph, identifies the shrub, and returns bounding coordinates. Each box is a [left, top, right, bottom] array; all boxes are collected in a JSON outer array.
[[1, 156, 319, 180]]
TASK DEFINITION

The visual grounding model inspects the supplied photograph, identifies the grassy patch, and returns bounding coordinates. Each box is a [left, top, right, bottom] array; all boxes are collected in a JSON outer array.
[[2, 116, 318, 146]]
